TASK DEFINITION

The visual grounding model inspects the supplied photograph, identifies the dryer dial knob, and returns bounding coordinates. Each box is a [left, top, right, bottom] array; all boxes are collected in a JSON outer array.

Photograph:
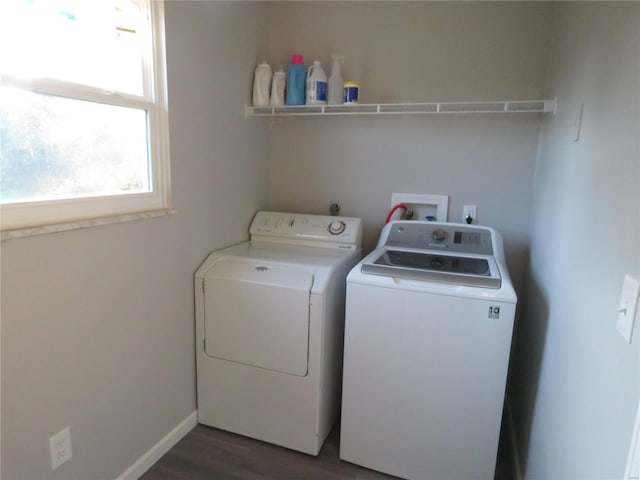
[[328, 221, 346, 235]]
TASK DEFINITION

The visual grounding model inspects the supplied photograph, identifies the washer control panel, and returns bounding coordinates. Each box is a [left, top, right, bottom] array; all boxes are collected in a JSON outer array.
[[250, 211, 362, 248], [383, 221, 494, 255]]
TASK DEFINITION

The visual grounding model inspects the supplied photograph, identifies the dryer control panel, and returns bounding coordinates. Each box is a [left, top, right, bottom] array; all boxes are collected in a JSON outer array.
[[250, 211, 362, 249]]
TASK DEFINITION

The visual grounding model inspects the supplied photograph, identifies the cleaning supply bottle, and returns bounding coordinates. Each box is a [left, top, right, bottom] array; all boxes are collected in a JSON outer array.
[[270, 65, 286, 106], [286, 54, 306, 106], [328, 54, 344, 105], [306, 60, 327, 105], [252, 58, 272, 107]]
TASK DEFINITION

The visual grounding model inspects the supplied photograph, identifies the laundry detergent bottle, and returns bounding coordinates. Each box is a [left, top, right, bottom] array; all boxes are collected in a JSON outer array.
[[252, 58, 272, 106], [286, 54, 306, 106], [270, 65, 286, 106], [306, 60, 327, 105]]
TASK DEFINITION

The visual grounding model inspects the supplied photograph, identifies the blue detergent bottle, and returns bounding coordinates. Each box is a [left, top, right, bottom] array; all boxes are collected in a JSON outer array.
[[286, 54, 306, 105]]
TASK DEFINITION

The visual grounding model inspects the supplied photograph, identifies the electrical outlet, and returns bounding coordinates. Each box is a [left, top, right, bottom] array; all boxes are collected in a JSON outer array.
[[49, 426, 72, 470], [462, 205, 477, 224]]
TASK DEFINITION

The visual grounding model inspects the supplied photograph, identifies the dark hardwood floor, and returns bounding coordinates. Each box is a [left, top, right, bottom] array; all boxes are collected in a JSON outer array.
[[141, 420, 515, 480]]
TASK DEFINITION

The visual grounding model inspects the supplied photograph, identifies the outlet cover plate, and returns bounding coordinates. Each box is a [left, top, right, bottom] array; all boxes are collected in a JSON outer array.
[[462, 205, 477, 224], [49, 426, 72, 470]]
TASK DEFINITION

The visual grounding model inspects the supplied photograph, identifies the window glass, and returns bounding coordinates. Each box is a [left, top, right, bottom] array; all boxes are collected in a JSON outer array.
[[0, 0, 148, 96], [0, 87, 149, 204]]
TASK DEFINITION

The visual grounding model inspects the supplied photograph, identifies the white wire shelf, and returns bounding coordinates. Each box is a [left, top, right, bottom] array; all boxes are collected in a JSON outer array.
[[246, 99, 557, 117]]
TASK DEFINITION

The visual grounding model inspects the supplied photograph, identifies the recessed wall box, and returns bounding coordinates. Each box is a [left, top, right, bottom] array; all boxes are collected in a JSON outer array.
[[390, 193, 448, 222]]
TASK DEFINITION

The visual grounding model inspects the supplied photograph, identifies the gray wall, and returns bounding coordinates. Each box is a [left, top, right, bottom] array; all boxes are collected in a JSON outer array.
[[511, 3, 640, 479], [2, 2, 638, 480], [0, 2, 270, 478], [267, 1, 553, 291]]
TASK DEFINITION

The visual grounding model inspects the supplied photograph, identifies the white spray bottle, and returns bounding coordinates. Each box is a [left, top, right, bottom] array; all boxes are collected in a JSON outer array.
[[328, 54, 344, 105]]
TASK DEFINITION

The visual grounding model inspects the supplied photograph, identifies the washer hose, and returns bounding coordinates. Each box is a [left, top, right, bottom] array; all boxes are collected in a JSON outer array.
[[385, 203, 408, 224]]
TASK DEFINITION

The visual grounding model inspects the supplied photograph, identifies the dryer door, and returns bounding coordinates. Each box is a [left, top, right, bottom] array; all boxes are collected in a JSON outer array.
[[203, 258, 313, 377]]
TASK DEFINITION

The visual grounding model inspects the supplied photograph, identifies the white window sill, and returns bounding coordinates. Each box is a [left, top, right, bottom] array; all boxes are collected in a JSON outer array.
[[1, 209, 176, 241]]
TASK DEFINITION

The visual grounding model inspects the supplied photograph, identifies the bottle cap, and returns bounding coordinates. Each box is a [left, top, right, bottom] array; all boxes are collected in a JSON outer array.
[[291, 54, 304, 64]]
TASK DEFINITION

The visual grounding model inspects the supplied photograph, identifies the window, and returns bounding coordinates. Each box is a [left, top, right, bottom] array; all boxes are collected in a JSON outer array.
[[0, 0, 170, 232]]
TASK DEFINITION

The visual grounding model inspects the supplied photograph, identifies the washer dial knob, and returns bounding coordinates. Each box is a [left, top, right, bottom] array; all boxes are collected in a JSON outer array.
[[432, 229, 447, 241], [328, 221, 346, 235]]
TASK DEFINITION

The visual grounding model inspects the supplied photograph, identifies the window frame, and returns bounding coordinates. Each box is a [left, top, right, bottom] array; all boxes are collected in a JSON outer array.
[[0, 0, 171, 232]]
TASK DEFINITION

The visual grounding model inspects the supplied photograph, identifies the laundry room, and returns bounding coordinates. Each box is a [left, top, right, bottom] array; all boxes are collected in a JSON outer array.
[[1, 2, 638, 480]]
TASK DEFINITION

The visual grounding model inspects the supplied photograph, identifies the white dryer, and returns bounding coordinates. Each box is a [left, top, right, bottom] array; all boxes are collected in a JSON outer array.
[[340, 220, 516, 480], [195, 211, 362, 455]]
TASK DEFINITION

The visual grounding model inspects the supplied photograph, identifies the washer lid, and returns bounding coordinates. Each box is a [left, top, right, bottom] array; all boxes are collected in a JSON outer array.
[[361, 247, 501, 288]]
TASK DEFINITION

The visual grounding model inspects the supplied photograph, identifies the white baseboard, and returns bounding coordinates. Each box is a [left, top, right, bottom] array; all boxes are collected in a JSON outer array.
[[116, 410, 198, 480], [506, 398, 523, 480]]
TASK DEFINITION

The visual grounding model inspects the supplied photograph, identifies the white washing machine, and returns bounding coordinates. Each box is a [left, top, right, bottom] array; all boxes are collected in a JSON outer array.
[[340, 220, 517, 480], [195, 211, 362, 455]]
